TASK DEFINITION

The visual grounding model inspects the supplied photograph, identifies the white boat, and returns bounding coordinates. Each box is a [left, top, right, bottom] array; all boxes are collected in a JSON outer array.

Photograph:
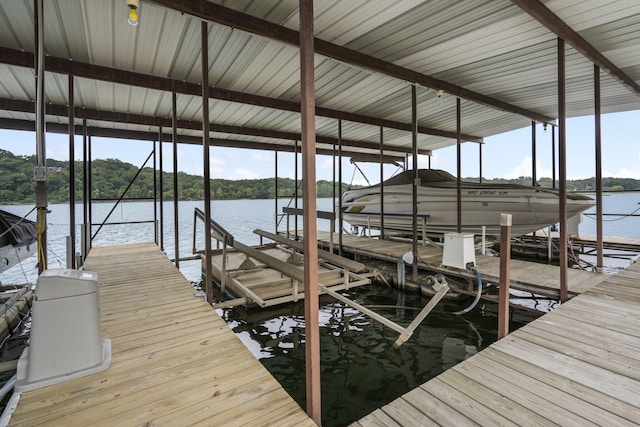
[[341, 169, 595, 237]]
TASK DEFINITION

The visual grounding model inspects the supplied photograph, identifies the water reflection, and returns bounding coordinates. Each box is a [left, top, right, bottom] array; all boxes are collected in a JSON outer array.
[[217, 284, 541, 427]]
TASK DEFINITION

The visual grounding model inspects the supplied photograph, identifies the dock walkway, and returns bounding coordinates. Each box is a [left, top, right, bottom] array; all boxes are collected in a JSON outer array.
[[9, 242, 314, 426], [352, 259, 640, 426], [314, 231, 608, 297]]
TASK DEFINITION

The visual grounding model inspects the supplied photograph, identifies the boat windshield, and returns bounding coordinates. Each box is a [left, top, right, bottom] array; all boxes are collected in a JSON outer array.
[[379, 169, 456, 187]]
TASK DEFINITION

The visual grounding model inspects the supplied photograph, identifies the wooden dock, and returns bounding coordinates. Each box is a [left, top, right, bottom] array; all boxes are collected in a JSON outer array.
[[352, 258, 640, 426], [314, 231, 609, 298], [8, 242, 315, 426]]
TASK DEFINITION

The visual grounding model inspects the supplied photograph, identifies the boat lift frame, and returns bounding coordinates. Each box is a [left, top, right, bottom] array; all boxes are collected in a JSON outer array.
[[195, 207, 450, 347]]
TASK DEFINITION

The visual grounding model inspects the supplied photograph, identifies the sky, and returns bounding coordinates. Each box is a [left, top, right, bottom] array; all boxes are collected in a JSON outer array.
[[0, 110, 638, 187]]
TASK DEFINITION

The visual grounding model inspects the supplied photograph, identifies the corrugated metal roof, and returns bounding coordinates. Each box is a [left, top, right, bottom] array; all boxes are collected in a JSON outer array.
[[0, 0, 638, 160]]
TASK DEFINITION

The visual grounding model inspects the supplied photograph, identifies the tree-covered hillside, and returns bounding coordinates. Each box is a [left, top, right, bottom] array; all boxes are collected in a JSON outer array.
[[0, 149, 354, 204], [1, 149, 637, 204]]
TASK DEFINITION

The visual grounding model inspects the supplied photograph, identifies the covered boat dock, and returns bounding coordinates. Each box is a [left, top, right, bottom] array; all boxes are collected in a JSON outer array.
[[1, 1, 640, 425]]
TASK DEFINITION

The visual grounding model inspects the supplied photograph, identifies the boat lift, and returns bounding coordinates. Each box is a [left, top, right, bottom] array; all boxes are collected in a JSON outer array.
[[194, 208, 450, 347]]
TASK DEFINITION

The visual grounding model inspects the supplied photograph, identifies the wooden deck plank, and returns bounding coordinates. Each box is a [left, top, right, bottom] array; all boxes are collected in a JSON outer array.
[[378, 397, 440, 427], [418, 377, 514, 426], [463, 353, 635, 426], [9, 334, 246, 416], [527, 314, 640, 359], [492, 335, 640, 406], [550, 303, 640, 338], [351, 259, 640, 426], [451, 356, 597, 426], [433, 369, 554, 426], [312, 231, 609, 297], [9, 242, 312, 426], [517, 324, 640, 381], [402, 385, 478, 426]]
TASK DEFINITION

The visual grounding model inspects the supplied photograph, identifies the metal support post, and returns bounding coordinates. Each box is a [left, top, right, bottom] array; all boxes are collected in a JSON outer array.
[[68, 74, 76, 268], [558, 37, 569, 303], [498, 213, 512, 339], [34, 0, 48, 274], [300, 0, 321, 422], [172, 92, 180, 268], [202, 21, 213, 304], [411, 85, 418, 281]]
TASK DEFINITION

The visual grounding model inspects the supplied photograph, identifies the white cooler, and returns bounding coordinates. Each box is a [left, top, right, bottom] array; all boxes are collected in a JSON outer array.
[[15, 268, 111, 392]]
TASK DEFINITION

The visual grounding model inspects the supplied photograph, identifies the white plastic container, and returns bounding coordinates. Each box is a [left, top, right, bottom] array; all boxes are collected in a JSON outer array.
[[442, 233, 476, 270], [15, 268, 111, 392]]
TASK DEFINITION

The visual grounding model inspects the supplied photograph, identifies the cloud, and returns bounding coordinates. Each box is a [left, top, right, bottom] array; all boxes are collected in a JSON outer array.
[[611, 167, 640, 179], [250, 151, 273, 163], [504, 156, 532, 179]]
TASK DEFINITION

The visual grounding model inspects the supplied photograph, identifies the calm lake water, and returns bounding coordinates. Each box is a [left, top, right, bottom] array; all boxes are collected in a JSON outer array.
[[1, 193, 639, 425]]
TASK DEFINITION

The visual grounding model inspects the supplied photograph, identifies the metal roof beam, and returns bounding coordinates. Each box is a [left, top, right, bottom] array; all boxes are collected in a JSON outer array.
[[511, 0, 640, 95], [0, 97, 424, 156], [149, 0, 555, 123], [0, 47, 482, 143], [0, 117, 405, 162]]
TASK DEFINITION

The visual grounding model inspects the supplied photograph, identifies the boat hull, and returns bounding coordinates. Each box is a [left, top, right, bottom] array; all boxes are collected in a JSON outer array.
[[341, 184, 594, 237]]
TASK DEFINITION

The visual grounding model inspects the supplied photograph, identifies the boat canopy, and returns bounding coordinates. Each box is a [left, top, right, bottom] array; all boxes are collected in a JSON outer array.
[[0, 209, 37, 248], [379, 169, 457, 187]]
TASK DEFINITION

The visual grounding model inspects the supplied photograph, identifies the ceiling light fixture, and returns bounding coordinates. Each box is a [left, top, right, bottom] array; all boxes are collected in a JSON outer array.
[[127, 0, 139, 26]]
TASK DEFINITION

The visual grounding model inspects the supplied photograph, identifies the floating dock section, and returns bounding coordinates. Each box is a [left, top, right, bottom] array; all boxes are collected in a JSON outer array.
[[8, 242, 315, 426], [352, 258, 640, 425], [312, 231, 609, 298]]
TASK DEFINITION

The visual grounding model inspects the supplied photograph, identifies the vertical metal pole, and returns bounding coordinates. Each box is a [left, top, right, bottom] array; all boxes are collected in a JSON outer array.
[[295, 139, 299, 239], [498, 213, 512, 339], [34, 0, 48, 274], [478, 143, 483, 183], [68, 74, 76, 269], [275, 148, 279, 232], [456, 98, 462, 233], [411, 85, 418, 281], [552, 125, 556, 189], [202, 21, 213, 304], [379, 126, 385, 239], [153, 140, 158, 244], [331, 144, 336, 249], [159, 126, 164, 251], [594, 65, 604, 271], [172, 92, 180, 268], [531, 121, 537, 186], [82, 119, 89, 236], [300, 0, 321, 423], [338, 120, 343, 256], [88, 135, 92, 246], [558, 37, 568, 303]]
